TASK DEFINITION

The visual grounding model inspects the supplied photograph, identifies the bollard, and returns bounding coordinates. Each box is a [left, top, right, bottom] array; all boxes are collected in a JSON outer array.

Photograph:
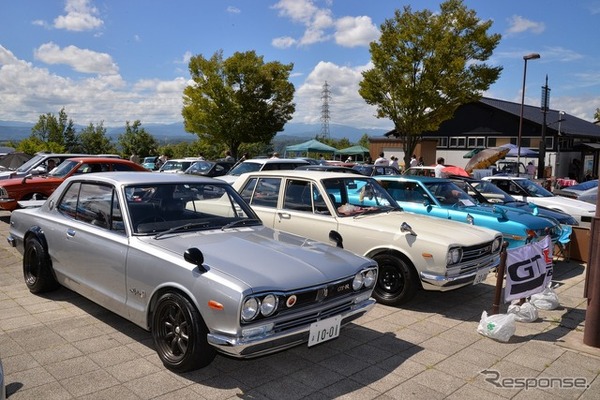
[[584, 216, 600, 347], [491, 242, 509, 315]]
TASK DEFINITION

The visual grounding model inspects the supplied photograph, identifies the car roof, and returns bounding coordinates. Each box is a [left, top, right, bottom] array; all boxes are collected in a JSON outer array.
[[63, 171, 222, 186], [65, 157, 139, 163], [240, 158, 310, 165], [236, 169, 367, 180], [376, 175, 448, 184]]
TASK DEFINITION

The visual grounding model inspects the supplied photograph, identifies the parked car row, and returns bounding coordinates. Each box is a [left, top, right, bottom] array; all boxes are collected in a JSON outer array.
[[5, 155, 592, 374]]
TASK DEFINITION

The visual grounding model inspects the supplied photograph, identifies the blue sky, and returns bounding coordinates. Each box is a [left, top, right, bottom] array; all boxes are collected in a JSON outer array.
[[1, 0, 599, 132]]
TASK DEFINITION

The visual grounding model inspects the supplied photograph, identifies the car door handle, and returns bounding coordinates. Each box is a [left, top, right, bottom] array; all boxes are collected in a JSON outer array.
[[277, 212, 291, 220], [67, 229, 76, 237]]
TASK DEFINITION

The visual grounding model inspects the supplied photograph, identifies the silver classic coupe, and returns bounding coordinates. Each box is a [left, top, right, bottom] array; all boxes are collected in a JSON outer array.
[[7, 172, 378, 372]]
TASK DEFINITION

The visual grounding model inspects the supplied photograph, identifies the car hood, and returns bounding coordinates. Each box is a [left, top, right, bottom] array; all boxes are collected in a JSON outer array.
[[517, 195, 596, 213], [345, 210, 500, 245], [462, 203, 556, 229], [140, 226, 373, 291], [0, 175, 62, 187], [496, 201, 577, 224]]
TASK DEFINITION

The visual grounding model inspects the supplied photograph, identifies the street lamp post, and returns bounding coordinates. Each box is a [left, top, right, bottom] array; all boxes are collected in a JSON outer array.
[[517, 53, 541, 176], [538, 75, 550, 179], [554, 111, 565, 178]]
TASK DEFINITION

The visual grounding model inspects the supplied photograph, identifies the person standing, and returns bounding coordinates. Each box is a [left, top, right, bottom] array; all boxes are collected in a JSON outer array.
[[390, 156, 400, 169], [129, 153, 140, 164], [526, 161, 536, 179], [224, 150, 235, 162], [434, 157, 446, 178], [374, 152, 389, 166], [417, 156, 424, 166], [410, 154, 418, 168]]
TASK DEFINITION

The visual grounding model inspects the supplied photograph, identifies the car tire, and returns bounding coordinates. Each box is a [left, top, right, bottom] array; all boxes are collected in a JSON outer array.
[[152, 292, 216, 372], [372, 253, 418, 306], [23, 237, 59, 293]]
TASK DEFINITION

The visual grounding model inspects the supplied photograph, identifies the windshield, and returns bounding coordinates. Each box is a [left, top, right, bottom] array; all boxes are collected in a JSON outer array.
[[186, 161, 214, 174], [518, 179, 554, 197], [49, 160, 78, 177], [464, 180, 516, 204], [16, 154, 45, 173], [124, 182, 260, 235], [322, 177, 399, 216], [422, 181, 477, 206], [227, 161, 262, 176]]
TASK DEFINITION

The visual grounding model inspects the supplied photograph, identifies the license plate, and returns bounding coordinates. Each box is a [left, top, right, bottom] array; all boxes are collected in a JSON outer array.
[[473, 268, 490, 285], [308, 315, 341, 347]]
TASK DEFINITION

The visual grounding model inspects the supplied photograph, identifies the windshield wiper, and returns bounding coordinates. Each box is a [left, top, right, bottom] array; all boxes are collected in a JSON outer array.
[[221, 218, 261, 230], [154, 222, 210, 239]]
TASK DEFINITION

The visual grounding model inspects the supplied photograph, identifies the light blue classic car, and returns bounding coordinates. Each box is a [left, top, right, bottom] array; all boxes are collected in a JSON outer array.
[[374, 175, 561, 249]]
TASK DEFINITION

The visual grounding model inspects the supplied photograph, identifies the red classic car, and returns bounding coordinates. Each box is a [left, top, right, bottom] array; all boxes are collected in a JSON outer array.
[[0, 157, 148, 211]]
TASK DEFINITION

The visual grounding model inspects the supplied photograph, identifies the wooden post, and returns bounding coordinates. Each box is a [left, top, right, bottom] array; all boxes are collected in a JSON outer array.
[[491, 242, 509, 315]]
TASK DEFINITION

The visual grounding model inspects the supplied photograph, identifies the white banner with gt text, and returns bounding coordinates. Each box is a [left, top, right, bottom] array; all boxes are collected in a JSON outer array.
[[505, 236, 553, 302]]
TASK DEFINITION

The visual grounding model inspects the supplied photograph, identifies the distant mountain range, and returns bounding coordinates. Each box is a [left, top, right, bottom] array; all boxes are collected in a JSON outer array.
[[0, 120, 389, 144]]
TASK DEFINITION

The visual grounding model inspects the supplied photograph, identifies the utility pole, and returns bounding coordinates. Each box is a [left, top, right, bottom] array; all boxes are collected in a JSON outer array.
[[538, 75, 550, 179]]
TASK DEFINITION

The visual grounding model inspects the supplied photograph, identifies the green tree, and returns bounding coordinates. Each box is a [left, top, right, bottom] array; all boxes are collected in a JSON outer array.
[[594, 108, 599, 122], [78, 122, 117, 154], [117, 120, 159, 158], [30, 108, 78, 151], [182, 50, 295, 158], [359, 0, 502, 167], [16, 136, 63, 154]]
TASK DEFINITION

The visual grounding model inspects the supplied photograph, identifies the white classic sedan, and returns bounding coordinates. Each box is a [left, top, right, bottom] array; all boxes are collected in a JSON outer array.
[[7, 172, 378, 372], [232, 170, 503, 306], [482, 175, 596, 228]]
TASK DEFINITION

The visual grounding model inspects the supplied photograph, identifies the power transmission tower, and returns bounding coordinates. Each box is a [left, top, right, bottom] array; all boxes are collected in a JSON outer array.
[[320, 81, 331, 139]]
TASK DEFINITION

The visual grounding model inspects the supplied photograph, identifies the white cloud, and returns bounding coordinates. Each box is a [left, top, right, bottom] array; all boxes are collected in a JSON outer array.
[[505, 15, 545, 36], [226, 6, 241, 14], [0, 44, 184, 125], [34, 42, 118, 75], [334, 16, 379, 48], [272, 36, 297, 49], [294, 61, 392, 129], [272, 0, 377, 49], [54, 0, 103, 31]]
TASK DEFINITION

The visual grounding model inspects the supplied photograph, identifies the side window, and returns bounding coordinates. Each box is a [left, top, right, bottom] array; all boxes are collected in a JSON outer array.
[[312, 184, 330, 215], [250, 178, 281, 208], [283, 180, 312, 211], [239, 178, 258, 203], [76, 183, 114, 229], [58, 182, 81, 218], [58, 182, 121, 232]]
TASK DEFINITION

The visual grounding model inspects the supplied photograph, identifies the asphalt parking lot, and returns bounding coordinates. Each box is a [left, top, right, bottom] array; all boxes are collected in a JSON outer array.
[[1, 210, 599, 399]]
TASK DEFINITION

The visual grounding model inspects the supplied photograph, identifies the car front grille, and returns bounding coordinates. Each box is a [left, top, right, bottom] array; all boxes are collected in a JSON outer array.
[[450, 240, 499, 276]]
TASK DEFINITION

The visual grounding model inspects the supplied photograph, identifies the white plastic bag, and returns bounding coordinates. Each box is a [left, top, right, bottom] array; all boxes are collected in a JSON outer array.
[[507, 301, 538, 322], [477, 311, 516, 342], [529, 286, 559, 310]]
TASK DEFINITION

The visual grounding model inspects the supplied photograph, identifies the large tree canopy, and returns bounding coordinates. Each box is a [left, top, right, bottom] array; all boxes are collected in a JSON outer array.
[[359, 0, 502, 167], [182, 50, 295, 158]]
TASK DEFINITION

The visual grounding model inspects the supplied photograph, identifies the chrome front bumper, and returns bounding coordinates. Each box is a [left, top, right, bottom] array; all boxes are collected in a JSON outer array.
[[207, 297, 376, 358]]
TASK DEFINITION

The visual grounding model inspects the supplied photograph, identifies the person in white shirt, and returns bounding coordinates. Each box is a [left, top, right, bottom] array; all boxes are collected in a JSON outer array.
[[409, 154, 418, 168], [374, 152, 389, 166], [390, 156, 400, 169], [434, 157, 446, 178], [526, 161, 536, 178]]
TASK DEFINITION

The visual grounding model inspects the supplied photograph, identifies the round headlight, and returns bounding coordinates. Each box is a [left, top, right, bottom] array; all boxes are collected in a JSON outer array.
[[447, 248, 462, 265], [352, 272, 364, 290], [241, 297, 259, 322], [260, 294, 278, 317], [466, 214, 474, 225], [363, 269, 376, 288], [492, 237, 502, 252]]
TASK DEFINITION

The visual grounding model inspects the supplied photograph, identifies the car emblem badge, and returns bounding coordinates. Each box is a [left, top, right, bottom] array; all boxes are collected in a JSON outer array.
[[286, 295, 297, 308]]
